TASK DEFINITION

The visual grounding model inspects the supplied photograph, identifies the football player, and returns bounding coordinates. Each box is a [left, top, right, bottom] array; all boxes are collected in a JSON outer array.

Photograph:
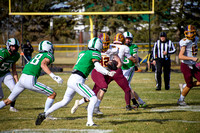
[[122, 32, 147, 108], [0, 40, 63, 114], [0, 38, 20, 112], [71, 33, 137, 115], [177, 25, 200, 106], [35, 37, 116, 127]]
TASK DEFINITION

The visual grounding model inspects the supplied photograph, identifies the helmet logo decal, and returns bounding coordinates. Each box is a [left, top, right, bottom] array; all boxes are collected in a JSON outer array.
[[92, 37, 98, 48]]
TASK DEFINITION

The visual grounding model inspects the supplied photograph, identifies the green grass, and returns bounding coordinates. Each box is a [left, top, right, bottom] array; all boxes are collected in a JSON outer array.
[[0, 72, 200, 133]]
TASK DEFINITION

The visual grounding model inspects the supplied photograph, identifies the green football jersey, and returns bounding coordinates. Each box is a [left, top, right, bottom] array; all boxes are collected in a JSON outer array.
[[122, 44, 138, 70], [0, 48, 20, 77], [73, 50, 101, 78], [22, 52, 54, 78]]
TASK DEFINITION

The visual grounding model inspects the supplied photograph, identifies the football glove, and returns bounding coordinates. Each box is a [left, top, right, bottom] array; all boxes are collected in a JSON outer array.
[[49, 73, 63, 84], [107, 71, 116, 77]]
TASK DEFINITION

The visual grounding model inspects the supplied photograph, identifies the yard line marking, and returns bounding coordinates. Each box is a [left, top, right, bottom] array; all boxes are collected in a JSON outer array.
[[3, 129, 113, 133], [150, 105, 200, 112]]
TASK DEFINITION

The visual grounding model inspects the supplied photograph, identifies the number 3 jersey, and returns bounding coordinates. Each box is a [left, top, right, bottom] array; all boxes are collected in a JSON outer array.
[[179, 36, 199, 65], [0, 48, 20, 77], [22, 52, 54, 78], [100, 45, 119, 68]]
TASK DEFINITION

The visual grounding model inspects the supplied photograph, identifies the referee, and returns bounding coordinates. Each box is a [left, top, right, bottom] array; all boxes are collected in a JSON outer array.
[[153, 32, 176, 91]]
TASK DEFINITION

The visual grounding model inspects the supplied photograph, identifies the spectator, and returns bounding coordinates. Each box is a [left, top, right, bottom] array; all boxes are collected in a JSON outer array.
[[22, 40, 34, 64], [152, 32, 176, 91]]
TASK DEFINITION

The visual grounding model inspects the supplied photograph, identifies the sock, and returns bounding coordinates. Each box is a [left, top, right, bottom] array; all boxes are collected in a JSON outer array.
[[183, 84, 186, 88], [132, 98, 138, 105], [10, 100, 16, 108], [137, 98, 145, 104], [87, 96, 97, 124], [79, 98, 86, 105], [179, 94, 185, 101], [46, 96, 72, 116], [0, 101, 6, 109], [94, 99, 101, 107], [44, 98, 54, 112]]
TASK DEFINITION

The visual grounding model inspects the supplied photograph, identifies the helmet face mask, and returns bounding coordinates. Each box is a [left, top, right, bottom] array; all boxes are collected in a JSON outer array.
[[98, 33, 110, 52], [184, 25, 196, 40], [6, 38, 20, 54], [123, 32, 133, 46], [113, 33, 125, 45], [38, 40, 54, 54], [88, 37, 103, 52]]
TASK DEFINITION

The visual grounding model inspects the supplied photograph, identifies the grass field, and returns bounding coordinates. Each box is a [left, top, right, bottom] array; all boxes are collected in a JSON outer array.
[[0, 72, 200, 133]]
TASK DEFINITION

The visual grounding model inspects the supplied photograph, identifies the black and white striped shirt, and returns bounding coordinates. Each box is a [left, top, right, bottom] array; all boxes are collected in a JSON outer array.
[[153, 40, 176, 59]]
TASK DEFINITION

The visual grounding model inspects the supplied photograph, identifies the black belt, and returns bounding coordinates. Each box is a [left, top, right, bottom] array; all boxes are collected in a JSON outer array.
[[72, 69, 86, 79]]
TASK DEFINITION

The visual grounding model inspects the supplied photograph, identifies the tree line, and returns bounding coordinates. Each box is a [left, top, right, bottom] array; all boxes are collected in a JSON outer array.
[[0, 0, 199, 44]]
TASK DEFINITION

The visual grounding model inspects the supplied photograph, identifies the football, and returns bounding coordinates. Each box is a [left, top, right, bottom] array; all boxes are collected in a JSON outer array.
[[107, 60, 118, 70]]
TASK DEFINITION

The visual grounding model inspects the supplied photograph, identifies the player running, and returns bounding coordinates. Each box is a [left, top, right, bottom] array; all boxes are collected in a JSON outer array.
[[35, 37, 116, 127], [0, 38, 20, 112], [177, 25, 200, 106], [0, 40, 63, 113], [122, 32, 147, 108], [71, 33, 138, 115]]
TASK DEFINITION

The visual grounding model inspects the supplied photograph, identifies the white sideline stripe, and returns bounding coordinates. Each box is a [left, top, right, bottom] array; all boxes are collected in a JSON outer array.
[[97, 118, 200, 124], [150, 105, 200, 112], [3, 129, 113, 133]]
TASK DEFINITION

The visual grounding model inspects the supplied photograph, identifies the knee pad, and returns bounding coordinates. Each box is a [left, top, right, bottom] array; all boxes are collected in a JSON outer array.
[[101, 88, 107, 92]]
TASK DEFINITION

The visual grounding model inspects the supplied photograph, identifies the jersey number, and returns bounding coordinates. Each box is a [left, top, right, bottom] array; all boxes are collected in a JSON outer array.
[[100, 56, 109, 67], [30, 54, 43, 65], [192, 45, 198, 56], [76, 53, 85, 65], [0, 62, 11, 71], [123, 58, 130, 64]]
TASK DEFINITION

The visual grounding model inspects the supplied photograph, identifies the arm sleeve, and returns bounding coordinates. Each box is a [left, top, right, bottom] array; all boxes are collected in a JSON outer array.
[[153, 41, 157, 60], [124, 46, 131, 59], [94, 61, 109, 75], [168, 41, 176, 54]]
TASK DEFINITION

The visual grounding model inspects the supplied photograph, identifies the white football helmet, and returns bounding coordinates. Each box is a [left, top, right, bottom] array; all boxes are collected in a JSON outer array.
[[88, 37, 103, 52], [38, 40, 54, 54], [123, 32, 133, 45], [6, 38, 20, 54]]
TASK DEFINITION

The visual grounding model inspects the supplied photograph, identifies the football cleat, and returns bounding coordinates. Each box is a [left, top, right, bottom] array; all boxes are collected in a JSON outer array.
[[139, 103, 147, 108], [177, 100, 187, 106], [9, 107, 19, 112], [93, 107, 103, 115], [156, 88, 161, 91], [71, 100, 79, 114], [35, 112, 46, 125], [132, 104, 139, 109], [126, 105, 135, 111], [86, 122, 99, 127]]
